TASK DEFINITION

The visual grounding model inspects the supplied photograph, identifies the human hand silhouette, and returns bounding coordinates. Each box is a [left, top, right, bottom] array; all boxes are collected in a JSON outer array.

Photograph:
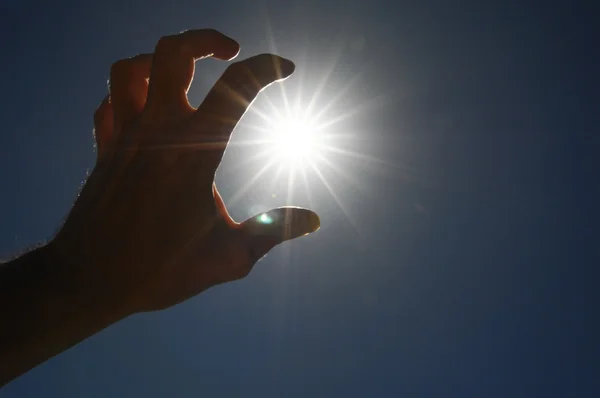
[[51, 29, 320, 316]]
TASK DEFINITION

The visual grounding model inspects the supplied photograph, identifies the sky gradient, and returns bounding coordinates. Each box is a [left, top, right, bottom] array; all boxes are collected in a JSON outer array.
[[0, 0, 598, 396]]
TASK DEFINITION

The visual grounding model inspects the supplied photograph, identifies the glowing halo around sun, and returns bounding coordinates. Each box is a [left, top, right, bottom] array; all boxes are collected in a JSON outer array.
[[214, 35, 402, 237], [217, 83, 403, 247], [221, 103, 334, 211], [222, 91, 373, 236]]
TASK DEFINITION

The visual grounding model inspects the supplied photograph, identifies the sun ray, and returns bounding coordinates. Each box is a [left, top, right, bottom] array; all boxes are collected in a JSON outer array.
[[299, 161, 314, 209], [227, 158, 279, 207], [312, 72, 363, 124], [261, 4, 292, 119], [236, 120, 276, 135], [221, 146, 276, 176], [308, 159, 362, 241], [244, 101, 279, 124], [313, 88, 396, 132], [286, 163, 296, 205], [270, 162, 286, 187], [310, 50, 386, 124], [319, 145, 407, 172], [313, 151, 367, 194], [321, 144, 433, 187], [305, 37, 348, 118], [227, 138, 272, 147], [292, 48, 309, 114]]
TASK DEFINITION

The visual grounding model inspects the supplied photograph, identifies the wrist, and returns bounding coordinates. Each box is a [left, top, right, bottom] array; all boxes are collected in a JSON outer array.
[[43, 238, 132, 324], [0, 243, 128, 385]]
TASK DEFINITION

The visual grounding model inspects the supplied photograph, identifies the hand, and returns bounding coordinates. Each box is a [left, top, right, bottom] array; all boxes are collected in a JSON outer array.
[[51, 29, 320, 316]]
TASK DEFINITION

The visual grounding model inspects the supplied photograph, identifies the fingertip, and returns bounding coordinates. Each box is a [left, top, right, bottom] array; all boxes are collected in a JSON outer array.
[[273, 56, 295, 81], [289, 208, 320, 237], [242, 54, 296, 82], [180, 29, 240, 61], [216, 41, 240, 61], [307, 211, 321, 233], [227, 42, 241, 61], [214, 32, 241, 61], [280, 57, 295, 75]]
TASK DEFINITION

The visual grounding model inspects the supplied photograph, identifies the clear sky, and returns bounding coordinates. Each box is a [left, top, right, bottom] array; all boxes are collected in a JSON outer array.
[[1, 0, 598, 396]]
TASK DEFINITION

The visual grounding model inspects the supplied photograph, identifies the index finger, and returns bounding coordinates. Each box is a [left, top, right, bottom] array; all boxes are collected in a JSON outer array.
[[144, 29, 241, 116], [190, 53, 295, 169]]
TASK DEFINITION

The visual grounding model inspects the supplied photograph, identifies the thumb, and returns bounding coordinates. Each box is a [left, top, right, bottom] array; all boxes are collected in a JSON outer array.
[[241, 207, 320, 259]]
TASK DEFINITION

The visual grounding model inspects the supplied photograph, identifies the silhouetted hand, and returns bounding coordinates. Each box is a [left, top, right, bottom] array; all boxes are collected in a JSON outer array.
[[51, 29, 320, 316]]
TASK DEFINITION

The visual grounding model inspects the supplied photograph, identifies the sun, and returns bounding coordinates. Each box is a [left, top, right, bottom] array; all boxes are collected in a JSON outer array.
[[270, 114, 320, 165]]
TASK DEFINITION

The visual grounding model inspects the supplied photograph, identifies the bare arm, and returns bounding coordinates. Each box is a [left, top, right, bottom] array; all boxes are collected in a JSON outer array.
[[0, 245, 124, 386]]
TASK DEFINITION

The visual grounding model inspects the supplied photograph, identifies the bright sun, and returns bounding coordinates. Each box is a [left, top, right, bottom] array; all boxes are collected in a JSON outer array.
[[270, 115, 319, 164]]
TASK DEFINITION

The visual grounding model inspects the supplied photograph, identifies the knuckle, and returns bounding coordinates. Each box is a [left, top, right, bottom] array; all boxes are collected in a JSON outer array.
[[183, 28, 220, 39], [109, 55, 152, 84], [110, 58, 138, 79], [202, 28, 220, 36], [200, 28, 222, 42]]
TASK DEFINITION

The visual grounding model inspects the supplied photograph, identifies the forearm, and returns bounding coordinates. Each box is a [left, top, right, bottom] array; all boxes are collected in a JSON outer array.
[[0, 243, 125, 387]]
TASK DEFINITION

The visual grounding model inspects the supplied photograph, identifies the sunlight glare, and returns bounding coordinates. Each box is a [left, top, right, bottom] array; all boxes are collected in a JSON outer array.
[[271, 115, 319, 164]]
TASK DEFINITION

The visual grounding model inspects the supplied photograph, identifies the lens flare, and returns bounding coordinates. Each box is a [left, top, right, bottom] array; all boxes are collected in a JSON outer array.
[[258, 213, 274, 224]]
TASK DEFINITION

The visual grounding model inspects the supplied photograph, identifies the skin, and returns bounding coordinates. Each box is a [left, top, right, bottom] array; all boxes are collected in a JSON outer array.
[[0, 29, 320, 387]]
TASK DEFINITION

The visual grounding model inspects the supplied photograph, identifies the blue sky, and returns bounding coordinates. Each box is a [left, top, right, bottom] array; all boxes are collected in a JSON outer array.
[[0, 0, 598, 396]]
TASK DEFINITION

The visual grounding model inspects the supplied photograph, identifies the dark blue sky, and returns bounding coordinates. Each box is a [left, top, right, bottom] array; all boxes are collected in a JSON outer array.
[[1, 0, 598, 396]]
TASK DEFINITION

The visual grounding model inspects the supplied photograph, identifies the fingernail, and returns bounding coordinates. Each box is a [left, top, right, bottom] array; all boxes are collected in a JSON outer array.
[[286, 209, 320, 239]]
